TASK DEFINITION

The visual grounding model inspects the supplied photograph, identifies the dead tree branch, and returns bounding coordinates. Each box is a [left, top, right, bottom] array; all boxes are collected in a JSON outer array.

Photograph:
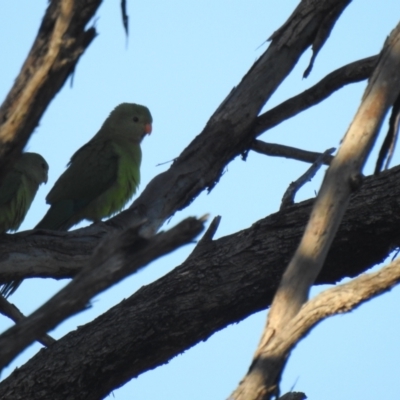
[[253, 55, 377, 137], [280, 147, 335, 209], [0, 217, 205, 369], [0, 296, 55, 347], [231, 22, 400, 400], [251, 140, 334, 165]]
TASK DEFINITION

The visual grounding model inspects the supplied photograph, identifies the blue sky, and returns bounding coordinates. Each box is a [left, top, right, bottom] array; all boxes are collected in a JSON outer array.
[[0, 1, 400, 399]]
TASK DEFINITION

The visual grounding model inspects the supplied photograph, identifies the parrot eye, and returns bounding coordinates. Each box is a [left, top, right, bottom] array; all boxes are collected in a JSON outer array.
[[41, 162, 47, 169], [133, 116, 139, 122]]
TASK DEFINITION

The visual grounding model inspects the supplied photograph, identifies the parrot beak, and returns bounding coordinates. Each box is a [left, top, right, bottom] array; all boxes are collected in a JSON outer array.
[[145, 123, 152, 135]]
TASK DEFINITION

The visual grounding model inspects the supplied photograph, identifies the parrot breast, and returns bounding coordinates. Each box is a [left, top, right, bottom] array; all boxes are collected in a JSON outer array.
[[81, 141, 142, 222]]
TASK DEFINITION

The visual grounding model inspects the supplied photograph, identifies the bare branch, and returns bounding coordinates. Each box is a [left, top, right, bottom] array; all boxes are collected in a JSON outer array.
[[253, 55, 377, 137], [280, 147, 335, 210], [0, 217, 205, 369], [231, 22, 400, 400], [0, 296, 55, 347], [120, 0, 129, 37], [302, 1, 352, 77], [251, 140, 334, 165], [282, 258, 400, 353], [375, 92, 400, 173]]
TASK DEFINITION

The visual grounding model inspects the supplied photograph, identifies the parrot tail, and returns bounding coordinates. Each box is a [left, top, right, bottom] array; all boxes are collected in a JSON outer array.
[[35, 201, 75, 231]]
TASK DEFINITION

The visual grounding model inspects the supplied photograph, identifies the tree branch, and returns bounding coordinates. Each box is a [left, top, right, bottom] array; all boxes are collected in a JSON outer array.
[[251, 140, 334, 165], [231, 22, 400, 400], [0, 296, 55, 347], [0, 217, 205, 370], [1, 162, 400, 289], [280, 147, 335, 209], [253, 55, 377, 137]]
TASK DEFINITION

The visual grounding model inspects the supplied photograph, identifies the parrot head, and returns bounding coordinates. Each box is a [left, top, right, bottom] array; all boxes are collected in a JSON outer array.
[[104, 103, 153, 142], [16, 152, 49, 185]]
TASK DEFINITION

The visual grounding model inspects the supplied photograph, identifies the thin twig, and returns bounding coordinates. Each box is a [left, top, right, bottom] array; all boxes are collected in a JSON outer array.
[[252, 56, 377, 137], [280, 147, 335, 210], [251, 140, 334, 165], [0, 295, 55, 347]]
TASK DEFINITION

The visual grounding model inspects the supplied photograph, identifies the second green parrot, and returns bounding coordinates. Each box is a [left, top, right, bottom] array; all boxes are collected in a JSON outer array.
[[0, 152, 48, 233], [35, 103, 152, 231], [0, 152, 48, 297]]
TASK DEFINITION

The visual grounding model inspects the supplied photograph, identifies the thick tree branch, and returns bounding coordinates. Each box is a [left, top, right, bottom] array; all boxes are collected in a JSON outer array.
[[0, 217, 205, 369], [2, 164, 400, 399], [0, 0, 101, 181], [231, 22, 400, 400]]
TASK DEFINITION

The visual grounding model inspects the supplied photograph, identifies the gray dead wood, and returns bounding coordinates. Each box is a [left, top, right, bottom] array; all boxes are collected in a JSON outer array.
[[251, 141, 334, 165], [253, 56, 377, 137], [280, 147, 335, 209], [230, 21, 400, 400]]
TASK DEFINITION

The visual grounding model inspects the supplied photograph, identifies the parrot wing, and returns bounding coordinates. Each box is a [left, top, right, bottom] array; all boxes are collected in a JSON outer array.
[[48, 138, 118, 206], [36, 139, 119, 230], [0, 170, 22, 206]]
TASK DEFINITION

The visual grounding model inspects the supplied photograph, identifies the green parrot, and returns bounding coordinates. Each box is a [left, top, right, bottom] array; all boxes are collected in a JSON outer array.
[[35, 103, 152, 231], [0, 152, 48, 297], [0, 152, 48, 233]]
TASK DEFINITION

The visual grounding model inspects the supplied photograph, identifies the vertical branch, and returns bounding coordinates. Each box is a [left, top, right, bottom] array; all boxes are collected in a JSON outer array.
[[230, 22, 400, 400]]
